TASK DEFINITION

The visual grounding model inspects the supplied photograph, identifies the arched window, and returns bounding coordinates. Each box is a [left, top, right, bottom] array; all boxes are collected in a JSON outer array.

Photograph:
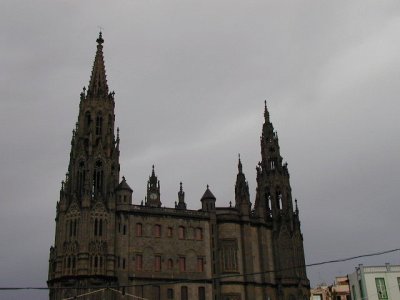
[[195, 228, 203, 240], [99, 219, 103, 236], [167, 259, 173, 270], [77, 161, 85, 196], [178, 226, 185, 239], [276, 190, 282, 210], [108, 114, 113, 133], [154, 224, 161, 237], [94, 219, 98, 236], [93, 160, 103, 195], [85, 111, 91, 132], [96, 112, 103, 135], [181, 286, 188, 300], [136, 223, 143, 237]]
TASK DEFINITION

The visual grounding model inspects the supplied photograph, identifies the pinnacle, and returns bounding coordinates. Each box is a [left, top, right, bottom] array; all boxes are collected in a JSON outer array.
[[264, 100, 270, 123], [87, 32, 109, 98]]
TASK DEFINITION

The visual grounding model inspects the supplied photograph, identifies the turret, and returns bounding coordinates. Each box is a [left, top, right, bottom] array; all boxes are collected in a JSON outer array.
[[116, 176, 133, 205], [201, 185, 216, 212]]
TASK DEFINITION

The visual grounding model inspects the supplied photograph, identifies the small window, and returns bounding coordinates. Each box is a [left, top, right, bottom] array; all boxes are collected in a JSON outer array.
[[198, 287, 205, 300], [136, 254, 143, 271], [123, 258, 126, 269], [167, 288, 174, 299], [123, 224, 126, 235], [181, 286, 188, 300], [375, 278, 388, 299], [99, 219, 103, 236], [197, 257, 204, 272], [167, 227, 173, 237], [154, 255, 161, 272], [179, 257, 186, 272], [195, 228, 203, 240], [136, 223, 142, 237], [179, 226, 185, 239], [154, 224, 161, 237], [167, 259, 173, 270]]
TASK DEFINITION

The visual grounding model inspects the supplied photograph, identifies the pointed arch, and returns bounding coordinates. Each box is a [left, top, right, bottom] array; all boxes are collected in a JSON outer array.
[[95, 111, 103, 135], [92, 159, 104, 195]]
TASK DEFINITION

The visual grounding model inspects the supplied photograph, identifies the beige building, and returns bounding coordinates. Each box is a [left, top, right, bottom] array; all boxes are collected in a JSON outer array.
[[310, 276, 350, 300], [47, 33, 310, 300]]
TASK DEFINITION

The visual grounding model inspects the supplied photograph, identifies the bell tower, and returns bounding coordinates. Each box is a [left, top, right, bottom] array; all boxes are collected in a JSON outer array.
[[254, 101, 308, 297], [146, 165, 161, 207], [48, 32, 120, 300]]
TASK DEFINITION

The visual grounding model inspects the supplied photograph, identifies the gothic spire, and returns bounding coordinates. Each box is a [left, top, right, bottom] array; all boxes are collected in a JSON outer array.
[[87, 32, 109, 98], [235, 154, 250, 214], [238, 153, 243, 174], [264, 100, 270, 123]]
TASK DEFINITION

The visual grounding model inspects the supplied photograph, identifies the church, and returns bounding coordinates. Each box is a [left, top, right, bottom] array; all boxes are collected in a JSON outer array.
[[47, 33, 310, 300]]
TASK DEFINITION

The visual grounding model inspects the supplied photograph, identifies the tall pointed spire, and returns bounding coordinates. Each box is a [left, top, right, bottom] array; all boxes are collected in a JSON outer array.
[[235, 154, 250, 215], [264, 100, 270, 123], [87, 32, 109, 98]]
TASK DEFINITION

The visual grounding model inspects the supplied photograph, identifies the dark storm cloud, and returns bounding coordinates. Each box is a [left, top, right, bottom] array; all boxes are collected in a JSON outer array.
[[1, 1, 400, 298]]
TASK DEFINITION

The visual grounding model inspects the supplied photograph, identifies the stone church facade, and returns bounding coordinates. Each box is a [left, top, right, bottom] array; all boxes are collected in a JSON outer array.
[[47, 33, 310, 300]]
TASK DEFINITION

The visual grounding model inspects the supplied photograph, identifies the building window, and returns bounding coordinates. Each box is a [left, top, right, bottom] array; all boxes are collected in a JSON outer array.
[[181, 286, 188, 300], [167, 259, 173, 270], [197, 257, 204, 272], [93, 160, 103, 195], [94, 219, 103, 236], [220, 239, 238, 273], [167, 288, 174, 299], [198, 287, 205, 300], [136, 254, 142, 271], [398, 277, 400, 292], [375, 278, 388, 299], [77, 161, 85, 196], [154, 255, 161, 272], [136, 223, 142, 237], [123, 224, 126, 235], [195, 228, 203, 240], [96, 113, 103, 135], [351, 285, 356, 300], [167, 227, 173, 237], [153, 286, 160, 300], [179, 257, 186, 272], [154, 224, 161, 237], [179, 226, 185, 239]]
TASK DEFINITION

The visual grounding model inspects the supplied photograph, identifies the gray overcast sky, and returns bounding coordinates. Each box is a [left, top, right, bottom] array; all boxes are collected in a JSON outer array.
[[1, 1, 400, 299]]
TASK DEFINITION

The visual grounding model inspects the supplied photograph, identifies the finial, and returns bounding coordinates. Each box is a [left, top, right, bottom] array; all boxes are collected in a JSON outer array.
[[122, 176, 126, 181], [207, 184, 209, 189], [96, 31, 104, 45], [117, 127, 120, 140], [61, 180, 65, 191], [229, 201, 232, 207], [264, 99, 270, 121], [152, 164, 155, 176], [238, 153, 243, 173], [295, 199, 299, 213], [180, 182, 183, 192]]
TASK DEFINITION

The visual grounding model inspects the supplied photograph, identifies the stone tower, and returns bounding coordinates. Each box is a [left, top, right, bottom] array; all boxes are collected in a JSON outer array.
[[254, 101, 308, 299], [47, 32, 120, 300]]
